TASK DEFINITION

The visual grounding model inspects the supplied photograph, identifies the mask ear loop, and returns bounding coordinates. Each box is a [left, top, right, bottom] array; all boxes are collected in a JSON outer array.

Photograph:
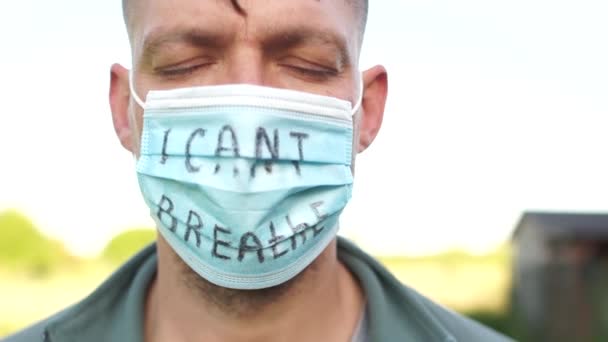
[[129, 69, 147, 109], [351, 75, 364, 116], [128, 69, 145, 160], [350, 74, 364, 173]]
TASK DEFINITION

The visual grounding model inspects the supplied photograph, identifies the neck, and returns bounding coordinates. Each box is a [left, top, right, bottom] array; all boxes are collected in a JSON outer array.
[[145, 236, 365, 342]]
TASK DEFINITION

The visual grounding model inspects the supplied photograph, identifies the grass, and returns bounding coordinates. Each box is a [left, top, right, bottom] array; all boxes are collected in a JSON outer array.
[[0, 248, 515, 339], [379, 245, 512, 313], [0, 262, 114, 337]]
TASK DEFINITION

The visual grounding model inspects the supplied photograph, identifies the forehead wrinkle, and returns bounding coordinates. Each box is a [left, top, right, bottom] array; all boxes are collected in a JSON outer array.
[[124, 0, 368, 43], [125, 0, 365, 68]]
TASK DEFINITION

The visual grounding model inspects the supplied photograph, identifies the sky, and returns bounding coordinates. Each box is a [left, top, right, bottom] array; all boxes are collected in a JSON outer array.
[[0, 0, 607, 256]]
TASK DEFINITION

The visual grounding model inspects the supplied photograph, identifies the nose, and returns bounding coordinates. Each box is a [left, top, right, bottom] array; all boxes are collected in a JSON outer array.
[[225, 47, 265, 86]]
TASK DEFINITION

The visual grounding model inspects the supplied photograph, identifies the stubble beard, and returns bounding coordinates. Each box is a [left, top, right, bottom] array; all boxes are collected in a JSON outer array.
[[173, 251, 316, 318]]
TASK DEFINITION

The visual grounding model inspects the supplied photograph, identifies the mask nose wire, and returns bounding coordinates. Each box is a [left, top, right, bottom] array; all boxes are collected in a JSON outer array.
[[351, 75, 364, 116], [129, 69, 146, 109], [130, 68, 363, 115]]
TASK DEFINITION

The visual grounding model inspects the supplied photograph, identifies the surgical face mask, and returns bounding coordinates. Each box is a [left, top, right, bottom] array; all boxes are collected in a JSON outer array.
[[130, 73, 363, 289]]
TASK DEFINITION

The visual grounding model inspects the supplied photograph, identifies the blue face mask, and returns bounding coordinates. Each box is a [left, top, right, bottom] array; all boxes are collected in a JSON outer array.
[[130, 74, 363, 289]]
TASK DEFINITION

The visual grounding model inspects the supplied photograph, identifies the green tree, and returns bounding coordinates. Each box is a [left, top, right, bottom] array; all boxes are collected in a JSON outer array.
[[0, 209, 68, 276], [101, 229, 156, 265]]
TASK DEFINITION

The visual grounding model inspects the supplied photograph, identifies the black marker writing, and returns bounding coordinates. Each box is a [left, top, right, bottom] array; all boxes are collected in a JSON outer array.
[[251, 127, 279, 177], [215, 125, 240, 174], [157, 195, 177, 233], [215, 125, 240, 156], [311, 223, 325, 237], [160, 129, 171, 164], [286, 215, 309, 251], [238, 232, 265, 263], [310, 201, 328, 221], [185, 128, 206, 173], [267, 221, 288, 259], [184, 210, 203, 248], [310, 201, 327, 237], [212, 225, 232, 260], [289, 132, 309, 175], [289, 132, 309, 161], [256, 127, 280, 159]]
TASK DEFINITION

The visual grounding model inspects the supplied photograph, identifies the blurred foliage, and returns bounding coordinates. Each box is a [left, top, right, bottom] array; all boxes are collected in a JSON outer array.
[[0, 209, 71, 277], [379, 243, 512, 267], [0, 323, 17, 339], [101, 228, 156, 265], [465, 309, 524, 341], [1, 217, 520, 339]]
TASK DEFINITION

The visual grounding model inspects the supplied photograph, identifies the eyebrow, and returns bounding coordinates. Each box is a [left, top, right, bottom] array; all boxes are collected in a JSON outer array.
[[262, 28, 351, 68], [140, 27, 230, 66], [139, 26, 351, 69]]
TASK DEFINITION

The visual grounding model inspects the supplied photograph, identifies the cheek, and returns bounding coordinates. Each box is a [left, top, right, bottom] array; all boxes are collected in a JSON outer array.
[[128, 104, 144, 157]]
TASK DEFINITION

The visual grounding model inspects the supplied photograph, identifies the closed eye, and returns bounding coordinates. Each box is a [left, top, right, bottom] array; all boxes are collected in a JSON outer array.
[[156, 63, 213, 78], [154, 56, 216, 79], [280, 64, 339, 81]]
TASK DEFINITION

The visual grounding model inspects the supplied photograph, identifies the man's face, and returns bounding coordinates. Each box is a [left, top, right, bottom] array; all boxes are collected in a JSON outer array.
[[127, 0, 361, 138], [109, 0, 386, 303], [111, 0, 386, 166]]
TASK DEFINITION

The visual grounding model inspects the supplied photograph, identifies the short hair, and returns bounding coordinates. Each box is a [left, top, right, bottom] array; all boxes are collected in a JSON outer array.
[[122, 0, 369, 43]]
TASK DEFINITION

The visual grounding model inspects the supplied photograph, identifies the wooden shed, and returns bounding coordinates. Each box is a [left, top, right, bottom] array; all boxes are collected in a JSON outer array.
[[512, 212, 608, 342]]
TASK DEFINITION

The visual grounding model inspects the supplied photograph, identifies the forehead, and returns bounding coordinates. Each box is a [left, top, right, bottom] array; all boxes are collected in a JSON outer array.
[[129, 0, 358, 53]]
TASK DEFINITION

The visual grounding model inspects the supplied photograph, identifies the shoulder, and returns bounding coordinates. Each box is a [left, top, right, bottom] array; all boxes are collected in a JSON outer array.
[[411, 289, 514, 342], [337, 237, 514, 341], [1, 313, 60, 342], [2, 244, 158, 342]]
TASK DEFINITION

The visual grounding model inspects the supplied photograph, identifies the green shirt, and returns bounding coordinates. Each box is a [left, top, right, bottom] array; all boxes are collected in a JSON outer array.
[[2, 238, 513, 342]]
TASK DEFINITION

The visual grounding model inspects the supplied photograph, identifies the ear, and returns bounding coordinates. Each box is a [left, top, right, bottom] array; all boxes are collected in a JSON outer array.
[[357, 65, 388, 153], [109, 63, 135, 153]]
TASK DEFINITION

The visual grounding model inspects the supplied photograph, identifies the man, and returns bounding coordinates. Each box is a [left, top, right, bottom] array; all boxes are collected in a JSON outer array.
[[4, 1, 512, 341]]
